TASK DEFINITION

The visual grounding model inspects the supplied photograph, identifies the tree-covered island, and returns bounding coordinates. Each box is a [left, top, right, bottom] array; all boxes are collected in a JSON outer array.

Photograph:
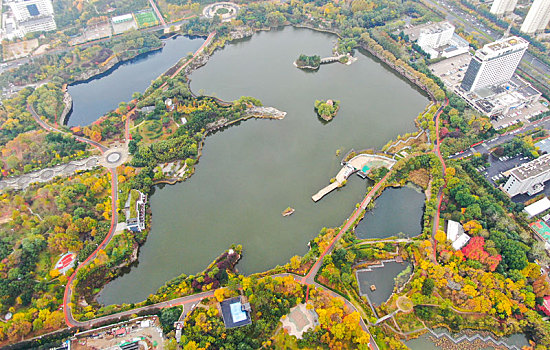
[[294, 54, 321, 70], [315, 99, 340, 121]]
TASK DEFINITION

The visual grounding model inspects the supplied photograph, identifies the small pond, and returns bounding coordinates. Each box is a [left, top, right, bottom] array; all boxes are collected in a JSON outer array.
[[356, 261, 410, 306], [355, 185, 425, 239]]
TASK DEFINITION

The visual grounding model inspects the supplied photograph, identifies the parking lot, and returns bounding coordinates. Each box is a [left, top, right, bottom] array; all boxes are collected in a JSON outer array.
[[429, 53, 471, 89], [477, 154, 526, 186]]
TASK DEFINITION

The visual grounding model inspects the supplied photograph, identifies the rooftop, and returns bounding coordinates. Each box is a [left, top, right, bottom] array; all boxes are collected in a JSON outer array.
[[536, 139, 550, 154], [524, 197, 550, 218], [476, 36, 529, 60], [220, 297, 252, 329], [420, 21, 454, 35], [510, 154, 550, 181], [446, 220, 471, 250]]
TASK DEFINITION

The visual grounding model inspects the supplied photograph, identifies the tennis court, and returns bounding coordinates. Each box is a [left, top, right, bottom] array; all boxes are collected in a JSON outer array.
[[530, 220, 550, 242]]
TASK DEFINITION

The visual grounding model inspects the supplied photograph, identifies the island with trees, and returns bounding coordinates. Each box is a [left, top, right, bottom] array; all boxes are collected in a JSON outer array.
[[314, 99, 340, 121], [294, 54, 321, 70]]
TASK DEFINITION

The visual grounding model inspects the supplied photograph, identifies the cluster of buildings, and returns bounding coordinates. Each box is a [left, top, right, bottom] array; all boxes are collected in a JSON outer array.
[[425, 31, 547, 120], [490, 0, 550, 34], [1, 0, 56, 40], [456, 36, 544, 118]]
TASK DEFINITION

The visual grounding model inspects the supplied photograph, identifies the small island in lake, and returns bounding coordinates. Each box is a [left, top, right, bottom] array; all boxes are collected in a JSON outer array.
[[282, 207, 295, 217], [314, 99, 340, 121], [294, 54, 321, 70]]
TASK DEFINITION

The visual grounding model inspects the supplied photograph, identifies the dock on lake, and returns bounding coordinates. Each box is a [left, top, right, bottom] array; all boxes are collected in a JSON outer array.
[[312, 154, 396, 202]]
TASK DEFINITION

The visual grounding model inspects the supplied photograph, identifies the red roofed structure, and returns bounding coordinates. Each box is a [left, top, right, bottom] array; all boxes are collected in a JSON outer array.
[[539, 296, 550, 317], [55, 252, 76, 274]]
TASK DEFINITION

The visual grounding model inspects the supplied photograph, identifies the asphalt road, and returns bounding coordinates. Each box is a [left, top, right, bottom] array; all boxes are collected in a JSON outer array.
[[449, 116, 550, 159]]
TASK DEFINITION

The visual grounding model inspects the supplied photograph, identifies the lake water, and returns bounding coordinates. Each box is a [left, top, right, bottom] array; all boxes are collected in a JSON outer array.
[[67, 35, 205, 127], [97, 27, 428, 305], [355, 185, 425, 239], [356, 261, 410, 306]]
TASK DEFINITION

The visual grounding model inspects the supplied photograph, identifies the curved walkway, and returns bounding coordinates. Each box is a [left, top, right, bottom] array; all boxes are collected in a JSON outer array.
[[27, 104, 108, 153], [63, 168, 118, 327]]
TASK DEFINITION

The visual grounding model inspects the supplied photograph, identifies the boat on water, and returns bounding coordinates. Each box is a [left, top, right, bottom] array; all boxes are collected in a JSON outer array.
[[282, 207, 295, 217]]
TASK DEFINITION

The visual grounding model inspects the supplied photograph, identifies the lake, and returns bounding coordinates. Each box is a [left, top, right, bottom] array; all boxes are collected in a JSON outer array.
[[98, 27, 428, 305]]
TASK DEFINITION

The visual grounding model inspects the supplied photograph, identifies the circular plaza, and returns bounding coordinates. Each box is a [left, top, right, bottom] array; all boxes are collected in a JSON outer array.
[[203, 2, 239, 22]]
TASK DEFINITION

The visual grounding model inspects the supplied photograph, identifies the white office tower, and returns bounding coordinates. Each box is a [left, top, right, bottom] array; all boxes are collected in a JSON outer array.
[[417, 21, 455, 50], [8, 0, 56, 35], [490, 0, 518, 15], [503, 154, 550, 196], [520, 0, 550, 33], [417, 21, 455, 48], [460, 36, 528, 92]]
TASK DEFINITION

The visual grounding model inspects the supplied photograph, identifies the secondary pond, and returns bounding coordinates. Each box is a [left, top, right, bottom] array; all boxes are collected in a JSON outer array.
[[405, 329, 529, 350], [356, 261, 410, 306], [355, 185, 425, 239], [98, 27, 428, 305], [67, 35, 205, 127]]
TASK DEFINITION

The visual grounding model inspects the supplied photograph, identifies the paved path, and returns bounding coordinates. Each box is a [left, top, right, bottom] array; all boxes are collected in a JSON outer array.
[[0, 156, 100, 191], [64, 168, 118, 327], [27, 104, 108, 153], [305, 172, 391, 286], [148, 0, 167, 27], [432, 98, 449, 262]]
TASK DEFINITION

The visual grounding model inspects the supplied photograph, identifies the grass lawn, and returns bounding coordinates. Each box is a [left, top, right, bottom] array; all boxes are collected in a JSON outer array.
[[394, 311, 425, 333], [135, 10, 159, 28]]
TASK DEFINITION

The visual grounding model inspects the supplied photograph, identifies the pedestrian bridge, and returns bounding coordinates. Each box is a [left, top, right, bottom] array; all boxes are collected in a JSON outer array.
[[320, 54, 346, 64]]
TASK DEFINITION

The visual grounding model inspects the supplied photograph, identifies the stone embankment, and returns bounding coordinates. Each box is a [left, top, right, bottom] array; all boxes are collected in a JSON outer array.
[[244, 106, 287, 119], [0, 156, 100, 191], [230, 27, 254, 40], [59, 91, 73, 126]]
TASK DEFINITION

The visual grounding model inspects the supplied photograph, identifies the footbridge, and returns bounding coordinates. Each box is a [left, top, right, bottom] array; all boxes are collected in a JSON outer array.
[[312, 154, 396, 202], [320, 54, 346, 64]]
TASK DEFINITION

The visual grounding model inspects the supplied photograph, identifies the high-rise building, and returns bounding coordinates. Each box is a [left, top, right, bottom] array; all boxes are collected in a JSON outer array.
[[490, 0, 518, 15], [7, 0, 56, 36], [520, 0, 550, 34], [460, 36, 528, 92], [417, 21, 455, 49]]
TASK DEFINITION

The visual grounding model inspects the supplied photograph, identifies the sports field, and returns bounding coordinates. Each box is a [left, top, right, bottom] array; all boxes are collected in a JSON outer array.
[[530, 220, 550, 242], [135, 10, 159, 28]]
